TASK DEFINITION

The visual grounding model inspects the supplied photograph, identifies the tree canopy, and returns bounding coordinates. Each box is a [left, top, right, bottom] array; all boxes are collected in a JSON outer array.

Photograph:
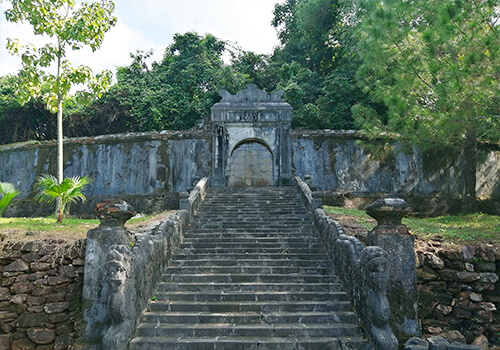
[[270, 0, 372, 129], [354, 0, 499, 212], [3, 0, 116, 182], [1, 0, 497, 155]]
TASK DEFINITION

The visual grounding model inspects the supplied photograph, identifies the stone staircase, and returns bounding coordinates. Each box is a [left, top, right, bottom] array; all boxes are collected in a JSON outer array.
[[129, 187, 372, 350]]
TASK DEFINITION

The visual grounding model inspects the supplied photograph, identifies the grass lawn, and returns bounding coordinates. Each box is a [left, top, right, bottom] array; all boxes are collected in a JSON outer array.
[[1, 208, 498, 246], [324, 206, 500, 245], [0, 214, 158, 244]]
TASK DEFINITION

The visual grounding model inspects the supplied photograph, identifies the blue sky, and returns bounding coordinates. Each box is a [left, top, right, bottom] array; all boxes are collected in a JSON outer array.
[[0, 0, 280, 77]]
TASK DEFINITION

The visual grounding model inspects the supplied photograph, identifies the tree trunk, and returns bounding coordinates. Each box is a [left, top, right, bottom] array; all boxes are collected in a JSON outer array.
[[463, 125, 477, 213], [55, 47, 63, 217], [57, 99, 63, 183]]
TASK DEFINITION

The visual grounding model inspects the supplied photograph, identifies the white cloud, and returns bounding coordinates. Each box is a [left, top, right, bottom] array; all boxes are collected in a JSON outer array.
[[67, 17, 164, 74], [130, 0, 280, 54], [0, 0, 281, 77]]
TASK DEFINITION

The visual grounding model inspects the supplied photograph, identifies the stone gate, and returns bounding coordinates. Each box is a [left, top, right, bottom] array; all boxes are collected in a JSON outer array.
[[211, 84, 293, 187]]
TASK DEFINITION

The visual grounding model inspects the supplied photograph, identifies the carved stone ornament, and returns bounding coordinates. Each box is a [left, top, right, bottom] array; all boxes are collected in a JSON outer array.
[[366, 197, 411, 226], [102, 244, 134, 349], [95, 199, 137, 227], [361, 246, 399, 350], [219, 84, 285, 103]]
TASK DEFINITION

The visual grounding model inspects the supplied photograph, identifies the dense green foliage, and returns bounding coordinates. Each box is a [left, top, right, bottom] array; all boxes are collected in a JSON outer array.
[[1, 0, 497, 153], [65, 33, 248, 135], [270, 0, 371, 129], [354, 0, 499, 144], [0, 75, 56, 144], [34, 174, 91, 222], [1, 0, 368, 140], [354, 0, 499, 212], [4, 0, 117, 112]]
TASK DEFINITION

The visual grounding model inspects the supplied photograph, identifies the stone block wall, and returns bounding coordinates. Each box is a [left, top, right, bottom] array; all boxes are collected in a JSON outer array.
[[1, 130, 499, 217], [0, 239, 86, 350], [0, 131, 211, 217], [416, 242, 500, 346], [293, 131, 500, 215]]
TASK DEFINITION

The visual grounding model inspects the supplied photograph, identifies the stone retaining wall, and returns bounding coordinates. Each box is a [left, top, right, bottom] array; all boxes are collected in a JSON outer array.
[[2, 130, 499, 218], [0, 239, 86, 350], [416, 242, 500, 347]]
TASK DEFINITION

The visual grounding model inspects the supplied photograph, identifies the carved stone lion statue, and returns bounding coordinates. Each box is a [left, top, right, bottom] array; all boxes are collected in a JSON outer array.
[[102, 245, 134, 349]]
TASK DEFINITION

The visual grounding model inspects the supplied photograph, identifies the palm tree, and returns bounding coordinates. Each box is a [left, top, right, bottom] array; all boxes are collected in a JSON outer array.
[[35, 174, 91, 223], [0, 181, 20, 217]]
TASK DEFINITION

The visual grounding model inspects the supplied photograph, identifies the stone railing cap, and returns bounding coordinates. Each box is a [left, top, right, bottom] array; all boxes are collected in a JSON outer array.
[[95, 199, 136, 227], [366, 197, 411, 225]]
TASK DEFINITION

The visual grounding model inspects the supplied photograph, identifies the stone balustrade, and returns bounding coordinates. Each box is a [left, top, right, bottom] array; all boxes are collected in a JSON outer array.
[[81, 178, 208, 349], [295, 175, 399, 349]]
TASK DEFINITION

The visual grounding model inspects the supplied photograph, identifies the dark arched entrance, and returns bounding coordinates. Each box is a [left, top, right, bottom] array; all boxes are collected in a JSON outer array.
[[228, 141, 273, 187]]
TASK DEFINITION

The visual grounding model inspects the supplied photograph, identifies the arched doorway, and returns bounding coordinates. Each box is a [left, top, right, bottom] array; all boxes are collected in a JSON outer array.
[[228, 141, 273, 187]]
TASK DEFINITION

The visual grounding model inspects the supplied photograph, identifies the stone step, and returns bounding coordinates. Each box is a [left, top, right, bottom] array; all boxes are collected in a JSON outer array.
[[181, 239, 319, 246], [161, 273, 339, 284], [179, 241, 323, 249], [206, 192, 297, 196], [190, 228, 313, 234], [197, 203, 304, 208], [170, 258, 330, 267], [196, 215, 308, 221], [200, 202, 303, 207], [172, 252, 329, 260], [129, 336, 372, 350], [205, 195, 299, 201], [152, 291, 349, 303], [139, 311, 358, 325], [192, 221, 312, 226], [147, 300, 353, 313], [129, 187, 372, 349], [185, 229, 319, 240], [163, 266, 333, 275], [184, 233, 317, 240], [176, 247, 325, 254], [135, 322, 362, 338], [206, 189, 296, 194], [157, 282, 343, 293], [190, 225, 313, 231], [195, 212, 308, 217], [192, 217, 310, 223], [196, 207, 305, 213]]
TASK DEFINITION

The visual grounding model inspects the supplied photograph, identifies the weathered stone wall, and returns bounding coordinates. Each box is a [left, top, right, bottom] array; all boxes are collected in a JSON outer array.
[[292, 132, 500, 195], [292, 130, 500, 215], [1, 129, 499, 217], [1, 131, 210, 217], [0, 239, 86, 350], [416, 242, 500, 346]]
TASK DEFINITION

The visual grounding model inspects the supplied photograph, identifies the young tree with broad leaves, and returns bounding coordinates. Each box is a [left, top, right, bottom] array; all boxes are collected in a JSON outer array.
[[0, 181, 19, 217], [354, 0, 499, 213], [3, 0, 117, 184]]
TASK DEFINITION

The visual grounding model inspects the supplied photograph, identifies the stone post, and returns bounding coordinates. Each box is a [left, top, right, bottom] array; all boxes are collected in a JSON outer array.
[[366, 198, 420, 343], [179, 191, 190, 211], [82, 199, 136, 347], [312, 191, 323, 211]]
